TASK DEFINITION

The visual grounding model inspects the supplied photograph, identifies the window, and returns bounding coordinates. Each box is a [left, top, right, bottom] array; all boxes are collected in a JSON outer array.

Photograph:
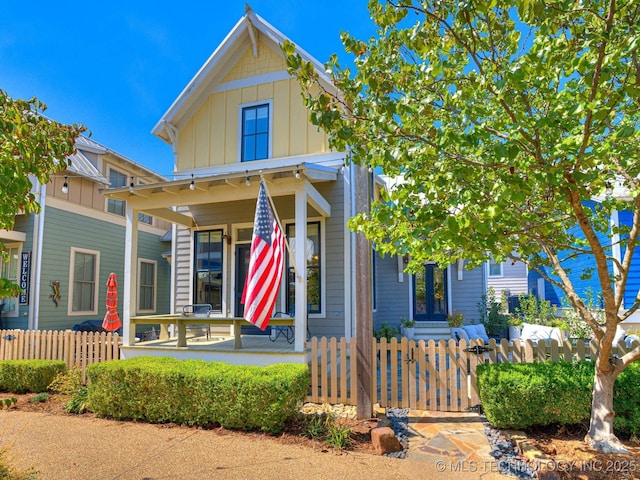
[[194, 230, 223, 312], [69, 248, 99, 315], [241, 103, 270, 162], [414, 264, 447, 321], [488, 257, 503, 277], [138, 259, 156, 312], [286, 222, 321, 314], [107, 169, 127, 216], [0, 244, 20, 317], [138, 213, 153, 225]]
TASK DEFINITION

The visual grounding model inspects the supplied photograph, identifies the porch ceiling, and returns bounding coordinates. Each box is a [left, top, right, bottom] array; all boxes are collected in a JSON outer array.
[[102, 163, 338, 227]]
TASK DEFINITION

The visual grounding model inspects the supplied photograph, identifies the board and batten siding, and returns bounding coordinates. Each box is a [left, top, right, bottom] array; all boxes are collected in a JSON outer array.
[[37, 207, 169, 330], [176, 42, 329, 171]]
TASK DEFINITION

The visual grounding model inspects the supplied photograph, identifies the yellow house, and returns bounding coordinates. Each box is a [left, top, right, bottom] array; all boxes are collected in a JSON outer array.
[[104, 7, 369, 365]]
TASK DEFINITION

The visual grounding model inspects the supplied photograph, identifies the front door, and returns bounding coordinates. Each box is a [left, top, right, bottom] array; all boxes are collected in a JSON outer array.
[[235, 244, 268, 335], [414, 264, 447, 321]]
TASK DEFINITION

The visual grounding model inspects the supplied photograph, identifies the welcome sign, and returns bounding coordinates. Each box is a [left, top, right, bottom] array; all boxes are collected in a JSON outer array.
[[19, 251, 30, 305]]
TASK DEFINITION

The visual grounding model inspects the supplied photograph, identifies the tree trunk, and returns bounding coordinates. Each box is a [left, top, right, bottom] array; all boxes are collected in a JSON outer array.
[[585, 366, 629, 454]]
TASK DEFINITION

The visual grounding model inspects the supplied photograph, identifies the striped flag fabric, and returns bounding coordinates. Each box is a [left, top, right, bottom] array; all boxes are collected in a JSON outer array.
[[241, 181, 285, 330]]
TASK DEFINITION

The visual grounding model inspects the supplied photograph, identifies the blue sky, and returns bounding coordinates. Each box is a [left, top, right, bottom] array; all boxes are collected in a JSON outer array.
[[1, 1, 374, 177]]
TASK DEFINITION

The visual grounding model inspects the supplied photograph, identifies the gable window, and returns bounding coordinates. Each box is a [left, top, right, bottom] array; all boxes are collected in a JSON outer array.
[[138, 259, 156, 312], [194, 230, 223, 313], [488, 257, 503, 277], [241, 103, 270, 162], [69, 247, 99, 315], [107, 169, 127, 216], [0, 244, 20, 318], [138, 213, 153, 225], [414, 264, 447, 321], [286, 222, 321, 315]]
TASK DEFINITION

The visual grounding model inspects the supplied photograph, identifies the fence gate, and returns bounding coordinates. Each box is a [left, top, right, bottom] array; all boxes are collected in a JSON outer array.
[[373, 337, 490, 411]]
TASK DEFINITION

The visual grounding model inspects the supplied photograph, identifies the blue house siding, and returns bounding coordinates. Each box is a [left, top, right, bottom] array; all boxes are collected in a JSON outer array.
[[618, 210, 640, 309], [528, 201, 617, 308]]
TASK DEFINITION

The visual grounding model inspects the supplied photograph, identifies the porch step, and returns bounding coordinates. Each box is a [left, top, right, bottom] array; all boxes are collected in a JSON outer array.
[[413, 322, 451, 341]]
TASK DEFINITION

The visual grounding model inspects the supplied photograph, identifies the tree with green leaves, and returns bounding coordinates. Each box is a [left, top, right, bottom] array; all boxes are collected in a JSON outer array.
[[0, 89, 83, 296], [285, 0, 640, 453]]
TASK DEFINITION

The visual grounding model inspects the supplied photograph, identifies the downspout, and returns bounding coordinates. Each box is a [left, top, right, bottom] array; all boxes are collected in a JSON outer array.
[[31, 183, 47, 330]]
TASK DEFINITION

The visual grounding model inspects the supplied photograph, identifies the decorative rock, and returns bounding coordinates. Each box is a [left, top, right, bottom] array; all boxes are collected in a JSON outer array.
[[371, 426, 403, 455]]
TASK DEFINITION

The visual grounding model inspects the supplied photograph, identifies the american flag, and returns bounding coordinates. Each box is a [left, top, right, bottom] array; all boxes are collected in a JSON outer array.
[[241, 181, 285, 330]]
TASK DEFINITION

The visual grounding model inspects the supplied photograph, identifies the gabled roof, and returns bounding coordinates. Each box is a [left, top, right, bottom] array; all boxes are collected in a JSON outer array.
[[67, 135, 168, 185], [151, 6, 333, 145]]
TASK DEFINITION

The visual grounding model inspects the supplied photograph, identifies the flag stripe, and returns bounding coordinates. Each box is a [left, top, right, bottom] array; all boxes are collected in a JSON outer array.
[[241, 181, 285, 330]]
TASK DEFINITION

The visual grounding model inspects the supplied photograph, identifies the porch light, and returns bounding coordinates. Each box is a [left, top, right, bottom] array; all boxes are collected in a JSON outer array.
[[245, 170, 251, 186], [339, 163, 345, 174], [295, 165, 301, 179], [129, 176, 135, 193], [61, 176, 68, 194], [190, 174, 195, 191]]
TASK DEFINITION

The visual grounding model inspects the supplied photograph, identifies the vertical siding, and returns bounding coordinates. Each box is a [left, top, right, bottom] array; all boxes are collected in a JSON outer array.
[[272, 80, 290, 158], [210, 93, 226, 164]]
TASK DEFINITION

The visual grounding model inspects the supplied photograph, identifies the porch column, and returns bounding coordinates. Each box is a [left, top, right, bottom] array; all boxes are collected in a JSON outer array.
[[122, 205, 139, 347], [294, 187, 307, 352]]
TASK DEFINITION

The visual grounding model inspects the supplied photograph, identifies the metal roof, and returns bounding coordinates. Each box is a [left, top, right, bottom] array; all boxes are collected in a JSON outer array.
[[66, 150, 110, 184]]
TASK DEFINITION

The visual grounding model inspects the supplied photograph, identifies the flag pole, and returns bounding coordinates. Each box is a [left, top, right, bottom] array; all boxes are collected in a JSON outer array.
[[259, 178, 299, 278]]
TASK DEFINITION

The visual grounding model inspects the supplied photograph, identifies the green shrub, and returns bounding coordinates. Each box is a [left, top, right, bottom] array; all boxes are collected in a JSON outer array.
[[613, 362, 640, 436], [477, 361, 593, 429], [478, 360, 640, 436], [302, 414, 327, 439], [48, 366, 83, 394], [325, 420, 352, 449], [0, 360, 67, 393], [86, 356, 309, 433]]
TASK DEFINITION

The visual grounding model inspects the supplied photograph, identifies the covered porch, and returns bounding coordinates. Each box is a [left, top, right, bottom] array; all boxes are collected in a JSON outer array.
[[105, 160, 342, 364]]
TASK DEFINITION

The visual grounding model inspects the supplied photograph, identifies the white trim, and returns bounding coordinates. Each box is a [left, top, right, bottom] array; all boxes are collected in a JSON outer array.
[[192, 225, 228, 316], [31, 183, 46, 329], [283, 217, 325, 319], [232, 222, 254, 317], [447, 264, 453, 315], [237, 99, 274, 163], [212, 70, 291, 95], [46, 196, 167, 236], [67, 247, 101, 316], [0, 230, 26, 242], [487, 258, 503, 277], [137, 258, 158, 313]]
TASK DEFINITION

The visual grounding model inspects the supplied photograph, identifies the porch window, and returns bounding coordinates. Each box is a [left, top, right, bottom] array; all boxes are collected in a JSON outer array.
[[241, 103, 270, 162], [107, 169, 127, 216], [69, 247, 99, 315], [138, 259, 156, 312], [0, 244, 20, 317], [194, 230, 223, 313], [414, 264, 447, 321], [285, 222, 321, 315]]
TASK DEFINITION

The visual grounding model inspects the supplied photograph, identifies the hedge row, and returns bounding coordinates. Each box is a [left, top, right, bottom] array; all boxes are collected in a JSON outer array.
[[0, 360, 67, 393], [86, 356, 309, 433], [477, 360, 640, 435]]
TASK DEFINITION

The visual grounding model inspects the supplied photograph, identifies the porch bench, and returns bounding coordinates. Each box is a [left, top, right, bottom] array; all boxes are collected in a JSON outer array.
[[129, 314, 295, 349]]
